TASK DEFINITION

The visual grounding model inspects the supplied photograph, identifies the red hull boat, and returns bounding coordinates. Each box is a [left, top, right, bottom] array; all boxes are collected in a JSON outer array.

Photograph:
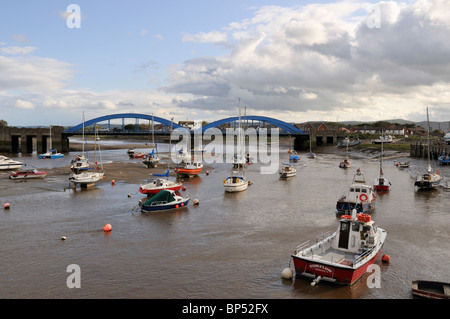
[[291, 211, 387, 285]]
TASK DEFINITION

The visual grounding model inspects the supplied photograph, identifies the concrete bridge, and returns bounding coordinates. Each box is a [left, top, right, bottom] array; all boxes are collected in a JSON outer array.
[[0, 126, 66, 154]]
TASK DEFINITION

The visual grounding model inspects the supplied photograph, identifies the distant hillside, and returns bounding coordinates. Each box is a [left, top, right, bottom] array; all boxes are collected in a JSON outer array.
[[338, 119, 450, 132]]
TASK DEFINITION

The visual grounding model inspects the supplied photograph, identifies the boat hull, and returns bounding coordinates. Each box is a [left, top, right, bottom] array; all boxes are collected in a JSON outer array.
[[69, 172, 104, 185], [374, 185, 389, 191], [0, 164, 23, 170], [174, 167, 202, 177], [336, 200, 375, 214], [38, 154, 64, 159], [224, 182, 248, 192], [141, 198, 190, 212], [411, 280, 450, 299], [9, 171, 48, 179], [292, 251, 382, 285], [139, 184, 182, 195]]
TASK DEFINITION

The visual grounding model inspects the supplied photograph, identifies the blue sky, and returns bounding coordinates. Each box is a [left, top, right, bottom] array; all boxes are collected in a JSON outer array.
[[1, 0, 450, 127]]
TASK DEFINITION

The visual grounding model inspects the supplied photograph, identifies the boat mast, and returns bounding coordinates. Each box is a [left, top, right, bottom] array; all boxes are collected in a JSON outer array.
[[427, 107, 431, 173]]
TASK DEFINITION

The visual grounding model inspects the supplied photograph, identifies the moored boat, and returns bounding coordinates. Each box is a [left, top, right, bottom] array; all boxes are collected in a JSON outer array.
[[339, 157, 351, 169], [38, 149, 64, 159], [411, 280, 450, 299], [139, 172, 182, 195], [70, 154, 93, 174], [174, 160, 203, 178], [291, 209, 387, 285], [337, 137, 361, 147], [414, 108, 442, 190], [143, 150, 159, 168], [373, 132, 391, 191], [279, 163, 296, 178], [336, 169, 376, 214], [224, 172, 249, 192], [438, 152, 450, 165], [371, 135, 393, 144], [0, 155, 23, 170], [127, 149, 145, 159], [139, 189, 190, 212], [69, 171, 104, 186], [9, 169, 48, 179]]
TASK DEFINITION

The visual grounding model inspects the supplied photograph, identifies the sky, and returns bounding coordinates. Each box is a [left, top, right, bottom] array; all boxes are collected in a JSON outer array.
[[1, 0, 450, 128]]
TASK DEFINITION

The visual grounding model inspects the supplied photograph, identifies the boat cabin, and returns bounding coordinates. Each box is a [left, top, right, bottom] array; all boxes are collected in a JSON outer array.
[[333, 213, 379, 254]]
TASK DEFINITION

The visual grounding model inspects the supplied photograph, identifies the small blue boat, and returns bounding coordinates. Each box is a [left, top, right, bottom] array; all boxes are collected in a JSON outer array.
[[38, 149, 64, 159], [438, 152, 450, 165], [140, 190, 190, 212]]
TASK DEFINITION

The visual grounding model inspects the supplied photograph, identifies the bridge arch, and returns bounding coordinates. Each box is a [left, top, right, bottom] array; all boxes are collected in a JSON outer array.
[[201, 115, 305, 134], [65, 113, 184, 133]]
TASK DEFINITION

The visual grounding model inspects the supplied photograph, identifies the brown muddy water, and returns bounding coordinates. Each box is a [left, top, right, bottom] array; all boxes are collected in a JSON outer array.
[[1, 139, 450, 299]]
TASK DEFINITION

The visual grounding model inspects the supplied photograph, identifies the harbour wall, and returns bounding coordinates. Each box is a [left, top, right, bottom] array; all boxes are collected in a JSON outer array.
[[0, 126, 68, 154]]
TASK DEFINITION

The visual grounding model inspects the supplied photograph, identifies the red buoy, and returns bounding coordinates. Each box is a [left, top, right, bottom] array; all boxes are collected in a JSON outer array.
[[103, 224, 112, 232], [381, 254, 390, 263]]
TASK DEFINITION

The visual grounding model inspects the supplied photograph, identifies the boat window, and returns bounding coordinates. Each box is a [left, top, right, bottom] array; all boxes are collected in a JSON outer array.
[[361, 188, 367, 193], [350, 188, 355, 192], [355, 188, 361, 192], [352, 222, 360, 232], [372, 223, 377, 233]]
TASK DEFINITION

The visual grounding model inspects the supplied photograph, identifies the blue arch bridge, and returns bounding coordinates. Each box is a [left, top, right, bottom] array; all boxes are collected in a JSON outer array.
[[63, 113, 335, 151]]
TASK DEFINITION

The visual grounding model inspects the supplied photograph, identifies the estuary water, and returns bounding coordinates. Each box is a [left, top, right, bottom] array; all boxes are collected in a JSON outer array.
[[1, 139, 450, 300]]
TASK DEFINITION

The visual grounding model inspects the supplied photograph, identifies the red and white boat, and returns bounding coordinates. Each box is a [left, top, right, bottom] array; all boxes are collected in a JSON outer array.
[[127, 149, 145, 159], [291, 209, 387, 285], [9, 169, 48, 179], [174, 161, 203, 178], [139, 178, 182, 195], [139, 170, 182, 195]]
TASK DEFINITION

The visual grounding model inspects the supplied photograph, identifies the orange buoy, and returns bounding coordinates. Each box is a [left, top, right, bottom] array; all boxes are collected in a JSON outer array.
[[382, 254, 390, 263], [111, 180, 115, 185], [182, 186, 186, 191], [175, 205, 179, 209], [103, 224, 112, 232], [205, 171, 209, 175], [181, 203, 184, 207], [3, 203, 10, 209]]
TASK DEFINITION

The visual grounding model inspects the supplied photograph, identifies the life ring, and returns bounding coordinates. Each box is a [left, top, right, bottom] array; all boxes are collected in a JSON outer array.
[[358, 214, 371, 222], [360, 194, 368, 202]]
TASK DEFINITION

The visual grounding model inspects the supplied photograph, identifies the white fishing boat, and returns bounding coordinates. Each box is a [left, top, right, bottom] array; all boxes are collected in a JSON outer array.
[[0, 155, 23, 170], [291, 209, 387, 285], [336, 169, 376, 214], [414, 108, 442, 190], [279, 163, 296, 178]]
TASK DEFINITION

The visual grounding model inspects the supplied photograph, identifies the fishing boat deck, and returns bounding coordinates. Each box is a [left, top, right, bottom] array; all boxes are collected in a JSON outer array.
[[295, 233, 356, 266]]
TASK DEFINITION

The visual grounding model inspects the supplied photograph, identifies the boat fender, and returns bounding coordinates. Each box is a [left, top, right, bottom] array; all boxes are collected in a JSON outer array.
[[281, 267, 293, 279]]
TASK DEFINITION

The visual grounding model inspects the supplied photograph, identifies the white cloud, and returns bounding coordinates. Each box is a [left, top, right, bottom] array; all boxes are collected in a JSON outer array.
[[162, 0, 450, 122], [15, 99, 34, 109], [182, 31, 228, 43], [0, 46, 37, 55]]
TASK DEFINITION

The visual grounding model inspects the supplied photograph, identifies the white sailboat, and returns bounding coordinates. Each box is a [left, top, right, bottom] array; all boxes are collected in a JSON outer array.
[[70, 112, 93, 174], [339, 136, 351, 168], [414, 107, 442, 189], [69, 124, 104, 187], [139, 117, 182, 194], [224, 99, 248, 192]]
